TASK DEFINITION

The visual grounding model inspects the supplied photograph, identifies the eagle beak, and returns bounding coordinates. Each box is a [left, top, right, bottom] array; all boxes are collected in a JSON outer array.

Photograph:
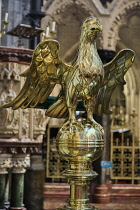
[[91, 25, 102, 32]]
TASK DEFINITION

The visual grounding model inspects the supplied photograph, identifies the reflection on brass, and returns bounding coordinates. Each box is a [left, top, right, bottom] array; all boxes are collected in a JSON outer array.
[[56, 120, 104, 210], [3, 16, 135, 210], [110, 106, 140, 184]]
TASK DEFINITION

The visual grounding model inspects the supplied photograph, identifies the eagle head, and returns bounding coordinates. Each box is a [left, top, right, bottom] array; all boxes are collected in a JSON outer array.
[[81, 16, 102, 42]]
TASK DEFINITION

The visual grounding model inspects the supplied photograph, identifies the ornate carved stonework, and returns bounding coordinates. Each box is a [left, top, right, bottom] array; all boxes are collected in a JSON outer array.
[[0, 151, 32, 174], [0, 140, 42, 169], [34, 109, 46, 129], [0, 47, 33, 64], [107, 0, 140, 50], [0, 64, 20, 81], [42, 0, 95, 27], [12, 155, 30, 170], [0, 47, 47, 140], [22, 109, 30, 138], [33, 109, 46, 139], [0, 83, 19, 127], [0, 66, 20, 137], [0, 158, 12, 170]]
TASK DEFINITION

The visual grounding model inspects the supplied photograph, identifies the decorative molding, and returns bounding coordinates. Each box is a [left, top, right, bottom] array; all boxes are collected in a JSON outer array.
[[107, 0, 140, 50], [43, 0, 110, 19], [0, 48, 46, 140], [0, 63, 20, 81], [22, 109, 30, 138], [0, 138, 42, 154], [91, 0, 110, 15], [12, 155, 30, 170], [43, 0, 96, 26], [97, 33, 104, 50], [0, 82, 19, 129], [34, 109, 46, 129], [0, 158, 12, 170], [0, 47, 33, 65]]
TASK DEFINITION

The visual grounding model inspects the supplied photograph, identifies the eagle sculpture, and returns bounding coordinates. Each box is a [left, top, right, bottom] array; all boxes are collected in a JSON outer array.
[[3, 17, 135, 125]]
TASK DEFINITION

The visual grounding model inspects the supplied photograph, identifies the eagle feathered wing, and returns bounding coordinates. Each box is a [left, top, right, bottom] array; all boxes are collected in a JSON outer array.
[[3, 40, 72, 110], [94, 49, 135, 115]]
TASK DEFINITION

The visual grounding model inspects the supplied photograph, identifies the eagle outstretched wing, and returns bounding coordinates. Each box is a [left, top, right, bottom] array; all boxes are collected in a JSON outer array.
[[94, 49, 135, 115], [3, 40, 72, 110]]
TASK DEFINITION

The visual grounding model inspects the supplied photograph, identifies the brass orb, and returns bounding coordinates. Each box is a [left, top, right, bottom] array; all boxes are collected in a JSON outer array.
[[56, 120, 105, 163]]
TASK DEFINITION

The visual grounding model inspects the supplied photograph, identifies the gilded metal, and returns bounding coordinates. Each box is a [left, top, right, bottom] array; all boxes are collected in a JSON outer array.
[[3, 16, 135, 210], [0, 20, 9, 38], [56, 120, 104, 210], [110, 106, 140, 184]]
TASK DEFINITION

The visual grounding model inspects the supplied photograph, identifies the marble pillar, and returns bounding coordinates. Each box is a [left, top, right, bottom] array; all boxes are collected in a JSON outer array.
[[10, 155, 30, 210], [24, 155, 45, 210], [0, 46, 46, 210], [0, 172, 7, 210], [0, 154, 12, 210]]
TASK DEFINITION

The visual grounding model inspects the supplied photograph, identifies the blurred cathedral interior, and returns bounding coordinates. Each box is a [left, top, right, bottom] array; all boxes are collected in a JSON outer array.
[[0, 0, 140, 210]]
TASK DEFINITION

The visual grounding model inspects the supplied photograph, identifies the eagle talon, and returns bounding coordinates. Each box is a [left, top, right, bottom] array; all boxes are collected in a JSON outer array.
[[85, 119, 104, 135]]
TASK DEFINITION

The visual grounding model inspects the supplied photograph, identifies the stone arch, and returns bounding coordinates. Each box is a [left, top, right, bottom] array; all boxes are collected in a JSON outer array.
[[42, 0, 95, 26], [105, 0, 140, 139], [42, 0, 104, 61], [107, 0, 140, 51]]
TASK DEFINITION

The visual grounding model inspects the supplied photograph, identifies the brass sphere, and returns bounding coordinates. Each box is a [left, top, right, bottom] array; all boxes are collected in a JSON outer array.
[[56, 120, 105, 162]]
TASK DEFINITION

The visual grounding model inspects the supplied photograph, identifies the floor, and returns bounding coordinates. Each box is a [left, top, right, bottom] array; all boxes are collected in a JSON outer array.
[[44, 203, 140, 210], [44, 183, 140, 210]]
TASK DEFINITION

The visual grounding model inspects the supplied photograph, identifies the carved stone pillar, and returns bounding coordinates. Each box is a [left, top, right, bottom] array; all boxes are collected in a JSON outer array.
[[24, 154, 45, 210], [0, 47, 46, 210], [10, 155, 30, 210], [4, 172, 10, 209], [0, 154, 12, 210], [0, 171, 7, 210]]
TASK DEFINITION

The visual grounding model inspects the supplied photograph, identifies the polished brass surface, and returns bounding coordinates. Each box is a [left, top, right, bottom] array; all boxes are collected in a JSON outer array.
[[3, 16, 135, 210], [56, 120, 104, 210], [0, 20, 9, 38], [3, 16, 135, 120]]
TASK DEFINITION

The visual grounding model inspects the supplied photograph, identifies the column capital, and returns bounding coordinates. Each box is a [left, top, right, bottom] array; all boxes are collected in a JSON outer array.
[[11, 155, 30, 174], [0, 154, 12, 173]]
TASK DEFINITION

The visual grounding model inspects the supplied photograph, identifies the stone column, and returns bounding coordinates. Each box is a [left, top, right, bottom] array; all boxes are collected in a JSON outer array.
[[93, 50, 116, 204], [4, 172, 10, 209], [0, 46, 46, 210], [24, 154, 45, 210], [10, 155, 30, 210], [0, 169, 8, 210], [0, 154, 12, 210]]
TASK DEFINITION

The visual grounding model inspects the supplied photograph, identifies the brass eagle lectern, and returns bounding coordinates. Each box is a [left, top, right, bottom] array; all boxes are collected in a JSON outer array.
[[3, 17, 135, 210]]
